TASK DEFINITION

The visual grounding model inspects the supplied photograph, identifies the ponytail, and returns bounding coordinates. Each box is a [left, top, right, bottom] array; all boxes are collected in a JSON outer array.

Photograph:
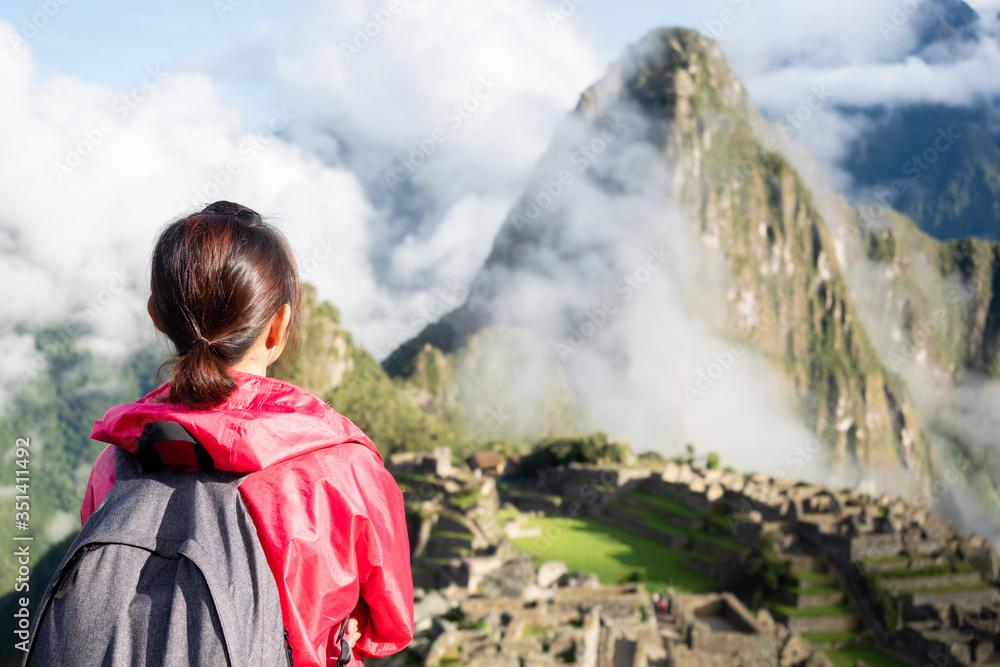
[[166, 338, 238, 409]]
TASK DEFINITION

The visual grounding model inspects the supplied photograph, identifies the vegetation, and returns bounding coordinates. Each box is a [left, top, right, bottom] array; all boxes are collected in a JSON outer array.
[[735, 532, 788, 608], [510, 516, 720, 593], [824, 647, 907, 667], [859, 568, 900, 630], [518, 432, 633, 478], [272, 285, 458, 455], [869, 561, 975, 582], [793, 571, 837, 584], [799, 631, 858, 644], [0, 326, 162, 582], [768, 603, 854, 619]]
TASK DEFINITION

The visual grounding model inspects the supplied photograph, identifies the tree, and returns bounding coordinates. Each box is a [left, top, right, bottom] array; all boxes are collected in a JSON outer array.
[[735, 531, 788, 609]]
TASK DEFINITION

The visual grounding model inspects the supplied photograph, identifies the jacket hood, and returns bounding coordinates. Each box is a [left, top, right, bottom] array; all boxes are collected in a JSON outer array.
[[91, 370, 382, 472]]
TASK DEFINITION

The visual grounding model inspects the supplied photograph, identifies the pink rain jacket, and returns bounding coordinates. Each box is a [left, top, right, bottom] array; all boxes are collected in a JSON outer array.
[[80, 370, 414, 667]]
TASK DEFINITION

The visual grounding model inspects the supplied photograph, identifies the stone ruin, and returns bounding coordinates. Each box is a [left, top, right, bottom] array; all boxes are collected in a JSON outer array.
[[662, 592, 831, 666], [380, 447, 1000, 666]]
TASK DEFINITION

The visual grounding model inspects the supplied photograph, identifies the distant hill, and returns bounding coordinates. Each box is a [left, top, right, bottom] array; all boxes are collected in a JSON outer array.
[[830, 0, 1000, 241], [842, 104, 1000, 241]]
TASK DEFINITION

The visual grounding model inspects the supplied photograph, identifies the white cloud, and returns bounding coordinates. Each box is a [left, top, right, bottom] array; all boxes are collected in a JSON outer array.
[[0, 20, 388, 387], [746, 40, 1000, 111], [0, 0, 612, 397]]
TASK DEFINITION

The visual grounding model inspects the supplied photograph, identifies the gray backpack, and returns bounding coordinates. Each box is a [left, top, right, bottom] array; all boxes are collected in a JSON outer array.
[[21, 420, 350, 667]]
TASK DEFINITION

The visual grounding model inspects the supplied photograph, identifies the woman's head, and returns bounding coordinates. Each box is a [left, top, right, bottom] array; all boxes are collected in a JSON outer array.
[[149, 201, 301, 409]]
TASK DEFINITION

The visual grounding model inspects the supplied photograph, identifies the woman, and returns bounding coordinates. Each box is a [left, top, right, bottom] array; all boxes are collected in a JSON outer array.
[[79, 201, 414, 666]]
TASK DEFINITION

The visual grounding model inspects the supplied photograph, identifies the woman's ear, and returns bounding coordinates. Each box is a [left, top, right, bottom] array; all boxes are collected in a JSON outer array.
[[265, 303, 292, 358], [147, 296, 165, 333]]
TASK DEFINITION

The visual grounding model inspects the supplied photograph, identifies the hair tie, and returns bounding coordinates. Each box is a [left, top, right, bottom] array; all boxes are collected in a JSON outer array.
[[183, 337, 212, 355]]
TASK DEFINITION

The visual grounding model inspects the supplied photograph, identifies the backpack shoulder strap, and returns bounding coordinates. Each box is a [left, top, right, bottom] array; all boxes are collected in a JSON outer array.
[[135, 420, 217, 475]]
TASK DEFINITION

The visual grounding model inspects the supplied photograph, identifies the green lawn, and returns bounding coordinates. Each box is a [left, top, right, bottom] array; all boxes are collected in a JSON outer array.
[[496, 507, 520, 523], [510, 516, 723, 593], [824, 647, 907, 667]]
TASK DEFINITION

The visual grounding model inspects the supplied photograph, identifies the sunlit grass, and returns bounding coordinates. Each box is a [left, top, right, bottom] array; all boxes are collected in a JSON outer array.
[[510, 515, 723, 593], [824, 647, 907, 667]]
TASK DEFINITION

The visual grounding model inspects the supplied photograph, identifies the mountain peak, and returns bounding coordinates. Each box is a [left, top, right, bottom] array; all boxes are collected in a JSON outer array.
[[577, 27, 754, 123]]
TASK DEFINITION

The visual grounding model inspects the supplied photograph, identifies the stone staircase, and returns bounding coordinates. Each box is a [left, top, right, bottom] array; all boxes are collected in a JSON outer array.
[[768, 553, 861, 649]]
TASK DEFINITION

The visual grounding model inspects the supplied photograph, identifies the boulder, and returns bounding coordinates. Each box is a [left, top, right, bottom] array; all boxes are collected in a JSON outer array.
[[537, 560, 569, 588], [779, 635, 811, 667], [480, 557, 536, 598], [706, 483, 724, 503], [414, 590, 451, 627]]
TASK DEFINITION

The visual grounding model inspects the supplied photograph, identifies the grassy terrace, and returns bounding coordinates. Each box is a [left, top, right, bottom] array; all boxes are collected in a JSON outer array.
[[892, 582, 995, 595], [626, 490, 733, 531], [683, 550, 736, 568], [784, 586, 842, 596], [627, 490, 703, 518], [496, 482, 562, 503], [394, 471, 436, 485], [611, 501, 747, 553], [825, 647, 907, 667], [769, 602, 854, 618], [800, 631, 858, 644], [510, 515, 722, 593], [433, 529, 475, 540], [794, 571, 837, 583], [857, 553, 911, 565], [869, 561, 975, 582]]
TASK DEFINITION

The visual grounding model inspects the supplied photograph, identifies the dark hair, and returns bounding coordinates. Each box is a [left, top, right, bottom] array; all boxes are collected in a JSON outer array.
[[150, 201, 301, 409]]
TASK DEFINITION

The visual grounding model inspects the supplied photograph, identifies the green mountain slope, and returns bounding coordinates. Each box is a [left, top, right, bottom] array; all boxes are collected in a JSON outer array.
[[270, 283, 458, 455], [857, 207, 1000, 377]]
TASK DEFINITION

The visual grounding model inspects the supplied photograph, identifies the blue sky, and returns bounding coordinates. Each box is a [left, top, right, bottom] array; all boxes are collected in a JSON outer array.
[[0, 0, 704, 102]]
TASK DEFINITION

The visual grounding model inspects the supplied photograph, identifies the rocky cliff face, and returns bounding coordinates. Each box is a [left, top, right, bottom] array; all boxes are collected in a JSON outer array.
[[837, 206, 1000, 514], [390, 28, 932, 475], [854, 210, 1000, 378]]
